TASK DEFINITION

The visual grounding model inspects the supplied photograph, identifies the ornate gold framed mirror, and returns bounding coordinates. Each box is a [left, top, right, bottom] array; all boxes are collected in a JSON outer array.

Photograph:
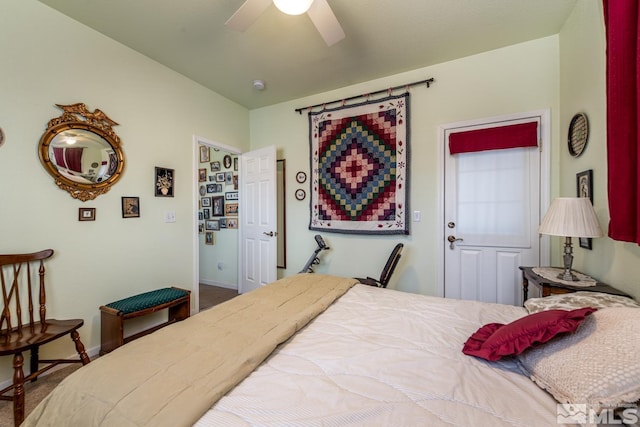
[[38, 103, 125, 201]]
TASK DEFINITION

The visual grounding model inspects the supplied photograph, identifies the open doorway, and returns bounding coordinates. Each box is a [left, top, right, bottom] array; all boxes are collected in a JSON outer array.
[[193, 135, 241, 312]]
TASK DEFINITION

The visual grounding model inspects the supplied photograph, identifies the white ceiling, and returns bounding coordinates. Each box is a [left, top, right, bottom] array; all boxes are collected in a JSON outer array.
[[37, 0, 577, 110]]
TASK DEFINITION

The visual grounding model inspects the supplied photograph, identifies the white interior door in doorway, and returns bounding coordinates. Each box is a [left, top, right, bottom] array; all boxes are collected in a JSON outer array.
[[239, 145, 277, 294], [193, 135, 243, 313], [440, 110, 550, 305]]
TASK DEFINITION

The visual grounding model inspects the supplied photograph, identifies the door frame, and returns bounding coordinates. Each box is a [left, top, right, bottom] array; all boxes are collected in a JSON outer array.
[[436, 109, 551, 298], [192, 135, 242, 313]]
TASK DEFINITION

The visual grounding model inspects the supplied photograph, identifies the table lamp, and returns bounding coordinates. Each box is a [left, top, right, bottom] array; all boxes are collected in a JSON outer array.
[[538, 197, 603, 281]]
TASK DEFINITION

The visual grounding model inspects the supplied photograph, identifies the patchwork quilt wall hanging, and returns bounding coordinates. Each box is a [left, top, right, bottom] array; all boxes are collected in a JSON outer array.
[[308, 93, 409, 235]]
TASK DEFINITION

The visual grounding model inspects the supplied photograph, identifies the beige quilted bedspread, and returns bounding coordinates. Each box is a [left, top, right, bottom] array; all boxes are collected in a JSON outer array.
[[23, 274, 357, 427]]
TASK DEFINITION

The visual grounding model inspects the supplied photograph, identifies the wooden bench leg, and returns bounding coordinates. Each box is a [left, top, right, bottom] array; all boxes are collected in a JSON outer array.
[[100, 308, 124, 356], [168, 299, 190, 322]]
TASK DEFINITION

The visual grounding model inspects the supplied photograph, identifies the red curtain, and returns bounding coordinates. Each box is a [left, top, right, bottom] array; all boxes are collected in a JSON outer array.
[[603, 0, 640, 244], [448, 122, 538, 155], [64, 147, 84, 173], [52, 147, 65, 166]]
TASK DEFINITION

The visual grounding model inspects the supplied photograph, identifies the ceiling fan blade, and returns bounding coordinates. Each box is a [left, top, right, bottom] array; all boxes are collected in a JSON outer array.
[[225, 0, 272, 32], [307, 0, 345, 46]]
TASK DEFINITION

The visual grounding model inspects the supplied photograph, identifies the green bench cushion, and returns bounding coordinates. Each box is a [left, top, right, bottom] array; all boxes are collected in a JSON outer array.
[[106, 288, 188, 314]]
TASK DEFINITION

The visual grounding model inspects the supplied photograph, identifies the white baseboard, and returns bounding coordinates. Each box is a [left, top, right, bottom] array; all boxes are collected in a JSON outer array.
[[199, 279, 237, 290]]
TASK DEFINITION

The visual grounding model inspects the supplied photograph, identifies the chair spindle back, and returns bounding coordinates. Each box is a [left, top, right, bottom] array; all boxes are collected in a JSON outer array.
[[0, 249, 53, 337]]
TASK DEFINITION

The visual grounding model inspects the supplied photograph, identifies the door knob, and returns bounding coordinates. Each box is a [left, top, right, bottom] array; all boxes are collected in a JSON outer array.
[[263, 231, 277, 237], [447, 235, 463, 249]]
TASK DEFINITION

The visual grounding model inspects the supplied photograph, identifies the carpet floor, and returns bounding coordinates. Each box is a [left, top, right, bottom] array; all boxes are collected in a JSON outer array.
[[0, 284, 238, 426]]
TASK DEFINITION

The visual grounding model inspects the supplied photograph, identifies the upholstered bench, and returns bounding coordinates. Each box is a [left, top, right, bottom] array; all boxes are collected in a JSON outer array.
[[99, 287, 190, 355]]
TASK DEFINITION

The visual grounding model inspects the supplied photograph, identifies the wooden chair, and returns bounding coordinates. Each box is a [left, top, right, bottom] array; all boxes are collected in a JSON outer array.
[[355, 243, 404, 288], [0, 249, 90, 426]]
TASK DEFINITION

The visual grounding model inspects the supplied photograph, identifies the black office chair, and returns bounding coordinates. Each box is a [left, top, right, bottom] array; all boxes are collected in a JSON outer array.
[[355, 243, 404, 288]]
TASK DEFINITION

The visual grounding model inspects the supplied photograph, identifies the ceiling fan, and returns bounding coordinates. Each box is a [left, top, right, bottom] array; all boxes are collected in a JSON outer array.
[[225, 0, 346, 47]]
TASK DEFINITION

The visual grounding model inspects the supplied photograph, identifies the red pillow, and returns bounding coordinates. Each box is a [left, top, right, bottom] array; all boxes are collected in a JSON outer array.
[[462, 307, 597, 361]]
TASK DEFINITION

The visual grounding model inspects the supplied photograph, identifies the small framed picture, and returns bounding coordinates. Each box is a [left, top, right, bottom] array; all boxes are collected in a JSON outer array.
[[203, 208, 211, 219], [210, 161, 221, 172], [225, 191, 238, 201], [233, 157, 238, 171], [225, 171, 233, 185], [296, 171, 307, 183], [199, 145, 210, 163], [79, 207, 96, 221], [577, 169, 594, 250], [216, 184, 223, 193], [205, 219, 220, 230], [227, 218, 238, 229], [198, 211, 203, 220], [233, 175, 238, 190], [577, 169, 593, 203], [155, 167, 174, 197], [215, 172, 225, 182], [199, 185, 206, 196], [220, 218, 227, 228], [225, 203, 238, 216], [198, 223, 204, 234], [223, 155, 232, 169], [205, 231, 215, 245], [201, 197, 211, 207], [212, 196, 225, 216], [122, 197, 140, 218], [206, 184, 216, 193], [198, 168, 207, 182]]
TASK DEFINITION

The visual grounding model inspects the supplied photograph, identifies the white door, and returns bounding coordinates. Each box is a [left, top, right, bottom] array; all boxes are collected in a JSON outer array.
[[239, 145, 277, 294], [442, 111, 548, 305]]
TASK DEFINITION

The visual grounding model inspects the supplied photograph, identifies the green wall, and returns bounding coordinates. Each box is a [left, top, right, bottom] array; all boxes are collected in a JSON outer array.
[[0, 0, 249, 381], [558, 0, 640, 298], [251, 36, 561, 296]]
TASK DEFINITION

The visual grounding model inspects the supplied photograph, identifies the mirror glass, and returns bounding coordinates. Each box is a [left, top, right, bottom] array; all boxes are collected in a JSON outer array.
[[47, 128, 118, 184], [39, 103, 125, 201]]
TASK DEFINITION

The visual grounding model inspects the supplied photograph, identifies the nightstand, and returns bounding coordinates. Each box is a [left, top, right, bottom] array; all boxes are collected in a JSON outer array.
[[519, 266, 631, 306]]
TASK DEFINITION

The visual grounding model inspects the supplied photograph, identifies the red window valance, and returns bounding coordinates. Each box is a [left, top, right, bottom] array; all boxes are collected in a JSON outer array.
[[449, 122, 538, 155]]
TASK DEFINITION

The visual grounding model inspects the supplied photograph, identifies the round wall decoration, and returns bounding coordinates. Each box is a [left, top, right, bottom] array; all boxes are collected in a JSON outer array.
[[568, 112, 589, 157], [296, 171, 307, 183], [295, 188, 306, 200]]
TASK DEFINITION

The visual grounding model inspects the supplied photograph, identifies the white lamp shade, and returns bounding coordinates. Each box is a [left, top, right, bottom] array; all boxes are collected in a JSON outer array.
[[539, 197, 603, 238], [273, 0, 314, 15]]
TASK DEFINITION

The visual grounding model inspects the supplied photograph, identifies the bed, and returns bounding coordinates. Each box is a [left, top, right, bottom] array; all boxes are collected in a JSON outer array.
[[23, 274, 640, 426]]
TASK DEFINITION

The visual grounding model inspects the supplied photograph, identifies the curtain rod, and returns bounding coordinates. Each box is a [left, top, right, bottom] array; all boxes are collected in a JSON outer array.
[[294, 77, 434, 114]]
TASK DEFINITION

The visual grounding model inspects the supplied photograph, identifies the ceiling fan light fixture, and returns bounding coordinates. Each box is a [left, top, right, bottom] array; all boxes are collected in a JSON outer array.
[[273, 0, 314, 16]]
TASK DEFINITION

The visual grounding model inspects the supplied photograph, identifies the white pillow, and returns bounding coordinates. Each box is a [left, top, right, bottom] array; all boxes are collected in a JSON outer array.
[[524, 291, 639, 314], [517, 307, 640, 413]]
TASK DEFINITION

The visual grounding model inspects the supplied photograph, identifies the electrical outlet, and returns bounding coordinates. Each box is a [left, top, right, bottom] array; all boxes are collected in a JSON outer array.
[[413, 210, 421, 222], [217, 262, 224, 270], [164, 211, 176, 223]]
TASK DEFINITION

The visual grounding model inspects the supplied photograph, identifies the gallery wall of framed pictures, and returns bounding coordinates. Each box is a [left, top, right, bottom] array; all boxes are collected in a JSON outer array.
[[198, 145, 239, 244]]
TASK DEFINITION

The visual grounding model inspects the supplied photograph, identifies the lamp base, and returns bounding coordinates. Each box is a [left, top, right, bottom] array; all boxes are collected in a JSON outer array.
[[558, 236, 578, 281], [556, 271, 579, 281]]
